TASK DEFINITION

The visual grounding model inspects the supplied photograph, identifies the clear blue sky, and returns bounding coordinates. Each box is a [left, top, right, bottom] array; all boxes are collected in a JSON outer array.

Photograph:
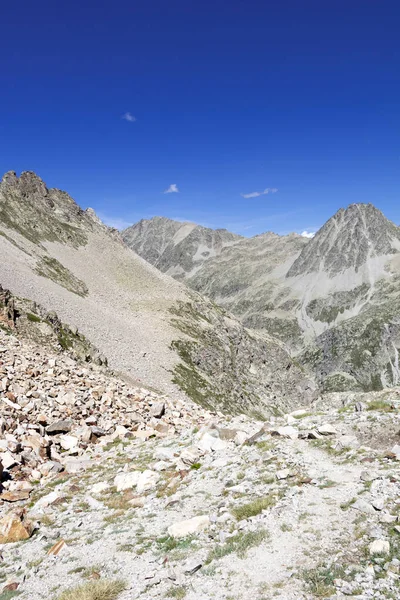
[[1, 0, 399, 236]]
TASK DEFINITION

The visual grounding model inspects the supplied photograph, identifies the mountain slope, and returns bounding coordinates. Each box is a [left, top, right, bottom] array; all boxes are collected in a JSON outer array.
[[189, 232, 308, 347], [0, 171, 314, 415], [122, 216, 243, 280]]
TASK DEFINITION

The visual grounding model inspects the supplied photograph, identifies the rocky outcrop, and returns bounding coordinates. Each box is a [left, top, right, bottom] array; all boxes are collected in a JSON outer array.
[[169, 299, 316, 416]]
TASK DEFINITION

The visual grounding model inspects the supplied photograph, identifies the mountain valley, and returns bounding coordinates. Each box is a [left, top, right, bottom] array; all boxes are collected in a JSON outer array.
[[124, 205, 400, 394]]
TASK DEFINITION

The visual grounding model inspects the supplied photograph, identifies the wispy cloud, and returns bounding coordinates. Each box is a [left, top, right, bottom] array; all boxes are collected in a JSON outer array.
[[164, 184, 179, 194], [241, 187, 278, 199], [122, 112, 136, 122], [300, 230, 316, 238], [96, 212, 133, 230]]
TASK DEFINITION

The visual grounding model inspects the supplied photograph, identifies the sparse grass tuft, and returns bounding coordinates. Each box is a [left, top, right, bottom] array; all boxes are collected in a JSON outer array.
[[27, 312, 41, 323], [164, 586, 187, 599], [56, 579, 126, 600], [0, 592, 22, 600], [206, 529, 269, 563], [367, 400, 394, 412], [156, 535, 195, 556], [302, 564, 346, 598], [231, 495, 278, 520], [340, 497, 356, 511]]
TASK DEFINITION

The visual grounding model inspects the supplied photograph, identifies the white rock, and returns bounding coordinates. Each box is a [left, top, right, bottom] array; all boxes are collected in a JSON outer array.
[[34, 491, 62, 510], [372, 498, 385, 511], [180, 447, 201, 466], [351, 499, 375, 514], [0, 451, 18, 470], [317, 424, 337, 436], [114, 471, 141, 492], [234, 431, 248, 446], [154, 447, 176, 461], [197, 432, 228, 452], [59, 435, 79, 450], [275, 426, 298, 440], [168, 515, 210, 538], [369, 540, 390, 555], [289, 409, 309, 418], [91, 482, 110, 494], [380, 513, 397, 524], [276, 469, 291, 480], [136, 470, 160, 493], [391, 444, 400, 460]]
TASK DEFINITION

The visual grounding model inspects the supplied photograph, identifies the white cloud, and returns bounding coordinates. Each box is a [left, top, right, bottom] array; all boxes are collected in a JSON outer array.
[[300, 230, 316, 238], [164, 184, 179, 194], [122, 112, 136, 122], [241, 187, 278, 199]]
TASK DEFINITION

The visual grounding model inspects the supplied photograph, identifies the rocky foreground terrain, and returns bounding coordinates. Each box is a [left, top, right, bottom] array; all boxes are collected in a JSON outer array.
[[2, 321, 400, 599]]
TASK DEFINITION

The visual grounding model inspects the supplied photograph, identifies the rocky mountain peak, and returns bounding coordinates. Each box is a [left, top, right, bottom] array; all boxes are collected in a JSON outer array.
[[287, 203, 400, 278], [122, 216, 243, 279], [1, 170, 48, 198]]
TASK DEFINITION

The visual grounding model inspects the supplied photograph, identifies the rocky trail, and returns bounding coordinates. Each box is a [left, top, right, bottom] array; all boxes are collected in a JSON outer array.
[[1, 329, 400, 599]]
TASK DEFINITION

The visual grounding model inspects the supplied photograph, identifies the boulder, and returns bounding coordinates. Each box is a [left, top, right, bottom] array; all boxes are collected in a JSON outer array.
[[136, 470, 160, 493], [197, 432, 227, 452], [369, 540, 390, 555], [0, 510, 34, 543], [168, 515, 210, 538], [180, 447, 201, 466], [150, 402, 165, 418], [114, 471, 141, 492], [272, 426, 298, 440], [46, 419, 73, 434], [317, 424, 337, 436], [59, 435, 79, 451]]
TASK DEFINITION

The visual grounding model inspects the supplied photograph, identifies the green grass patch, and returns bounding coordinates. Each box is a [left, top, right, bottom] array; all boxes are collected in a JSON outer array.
[[206, 529, 269, 563], [26, 312, 41, 323], [56, 579, 126, 600], [164, 586, 187, 599], [231, 495, 278, 520], [302, 564, 346, 598], [367, 400, 394, 412]]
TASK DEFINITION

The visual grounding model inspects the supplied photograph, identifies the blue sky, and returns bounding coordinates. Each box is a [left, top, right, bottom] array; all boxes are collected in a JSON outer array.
[[1, 1, 399, 236]]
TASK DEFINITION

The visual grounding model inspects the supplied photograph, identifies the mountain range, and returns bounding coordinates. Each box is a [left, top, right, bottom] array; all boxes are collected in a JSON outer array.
[[0, 171, 313, 417], [123, 205, 400, 393]]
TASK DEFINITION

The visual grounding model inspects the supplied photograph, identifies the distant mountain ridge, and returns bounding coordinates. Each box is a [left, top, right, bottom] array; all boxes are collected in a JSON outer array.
[[0, 171, 314, 416], [124, 206, 400, 393], [122, 216, 243, 279]]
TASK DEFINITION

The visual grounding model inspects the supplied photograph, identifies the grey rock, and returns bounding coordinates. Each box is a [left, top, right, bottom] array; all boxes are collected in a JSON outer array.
[[150, 402, 165, 418], [46, 420, 73, 435]]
